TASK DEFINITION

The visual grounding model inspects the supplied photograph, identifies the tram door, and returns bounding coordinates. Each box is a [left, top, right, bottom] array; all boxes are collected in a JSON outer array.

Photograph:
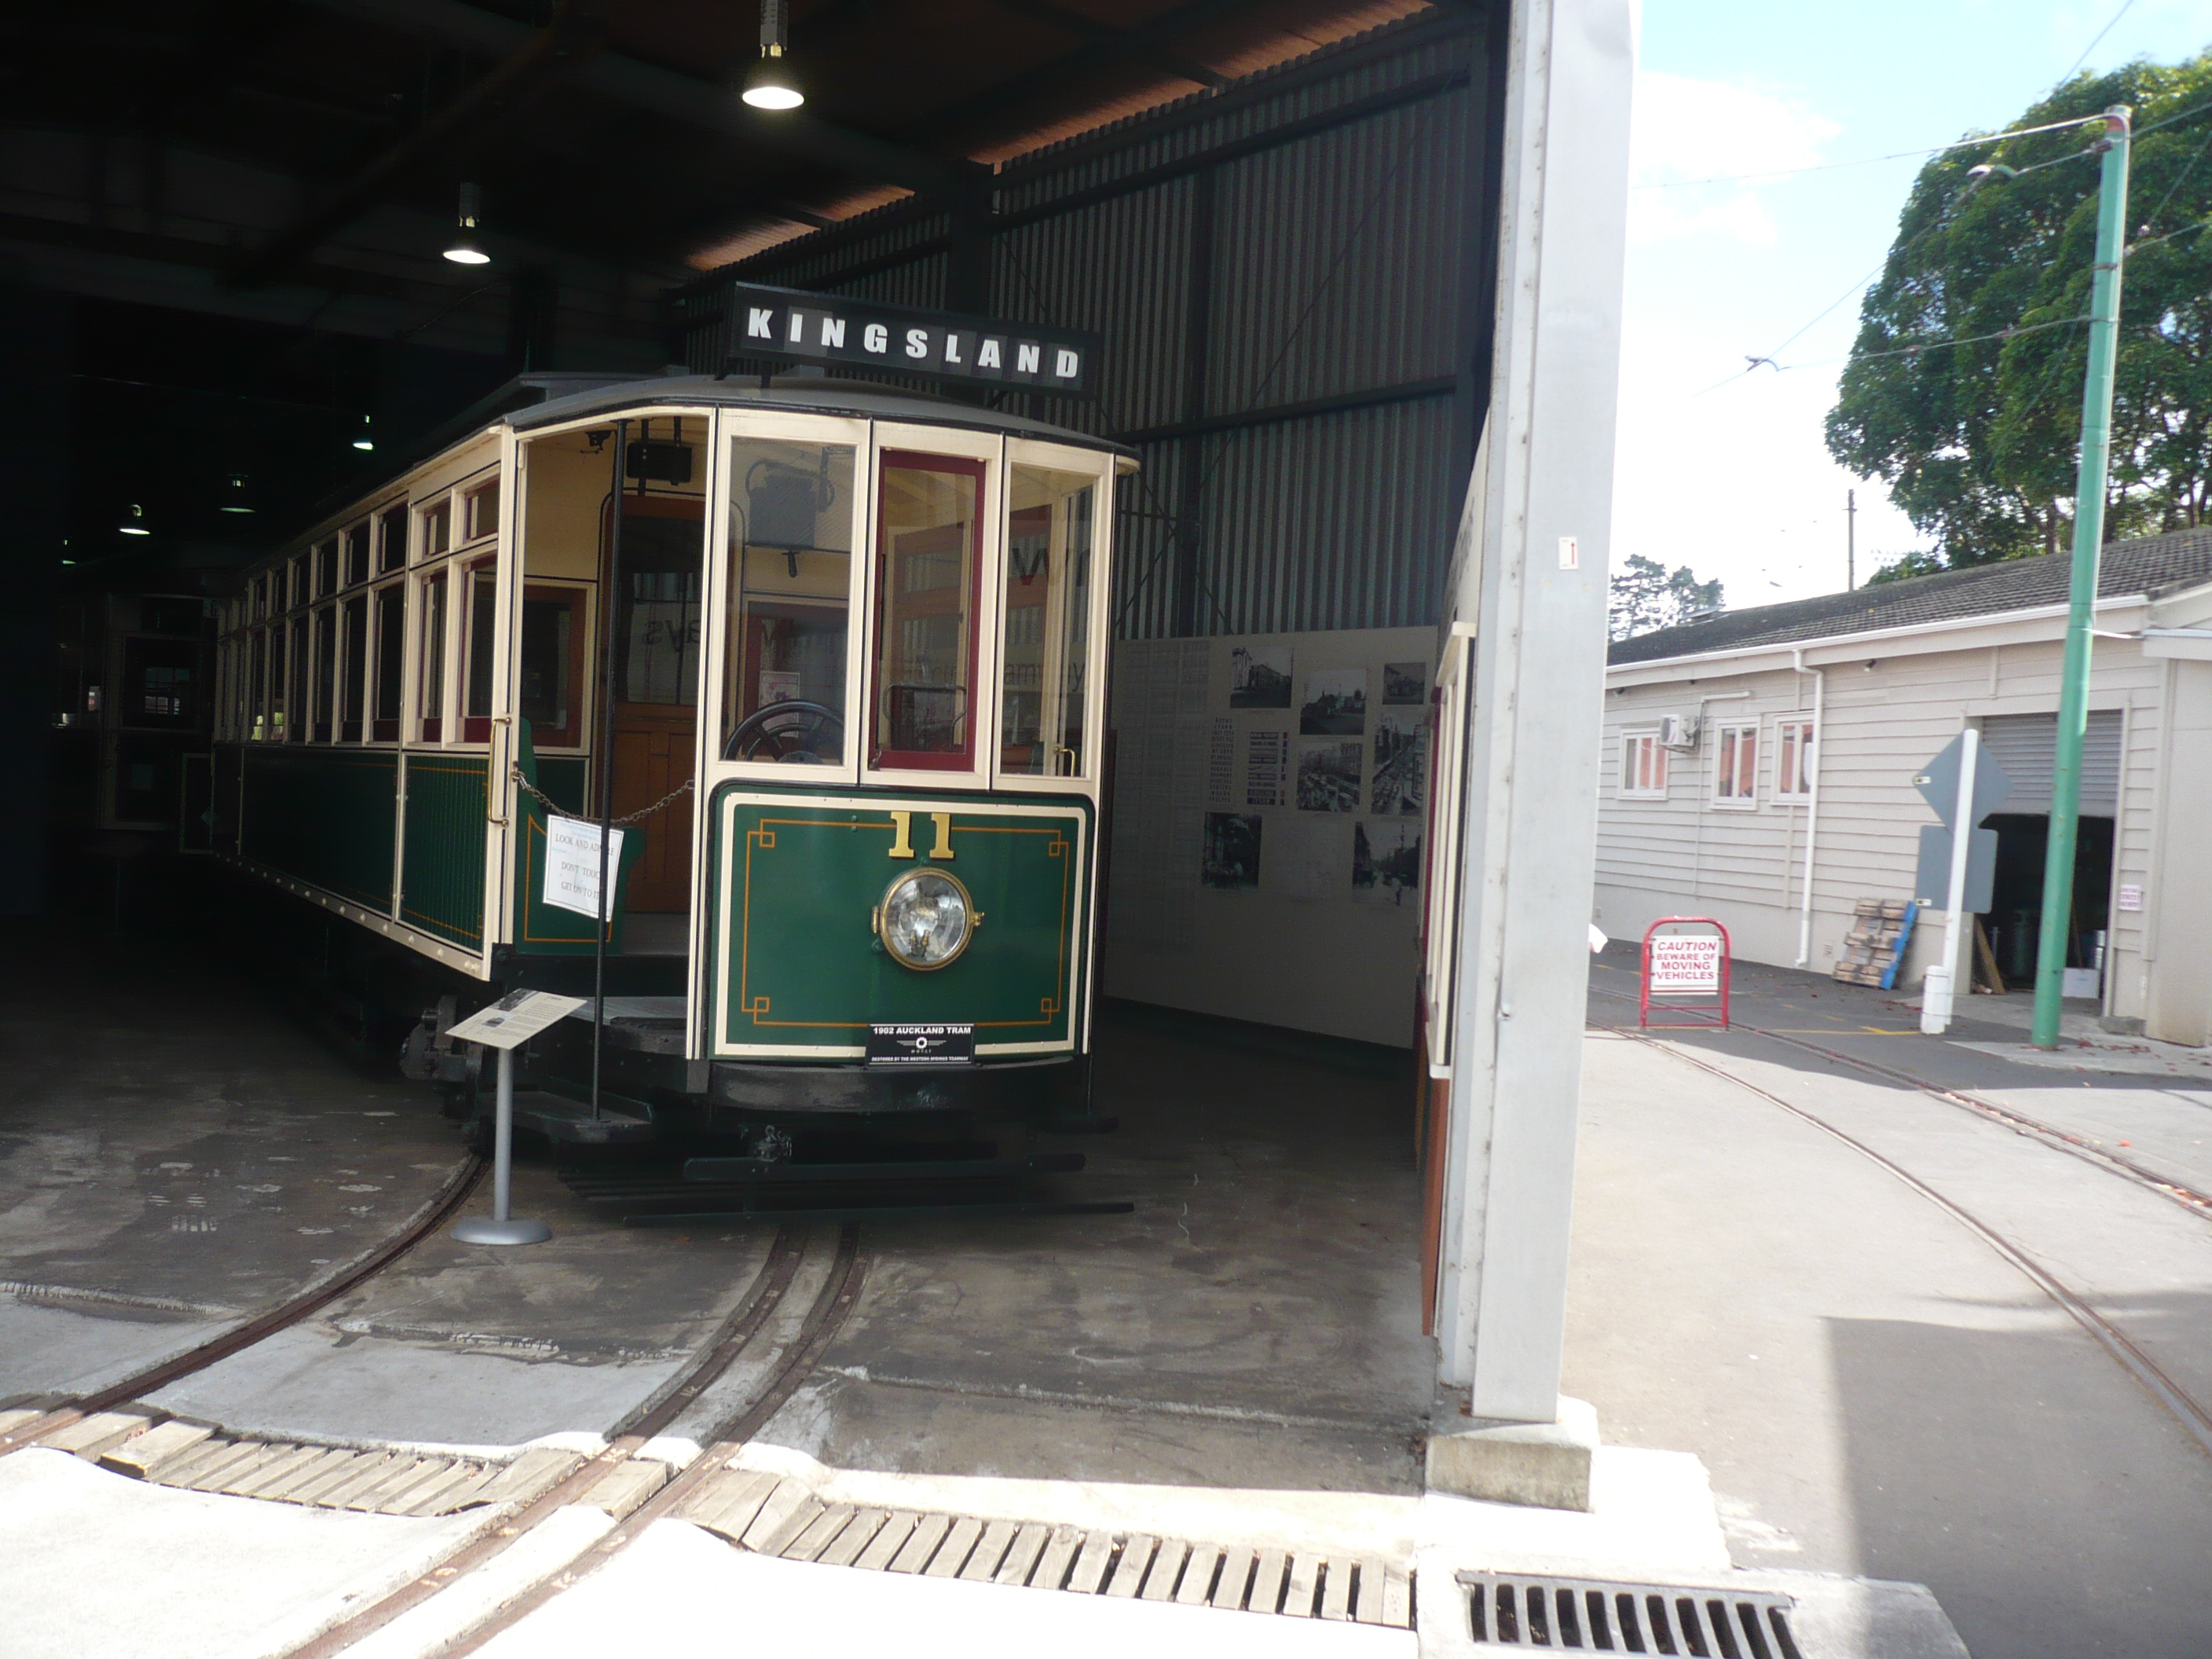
[[604, 496, 703, 928]]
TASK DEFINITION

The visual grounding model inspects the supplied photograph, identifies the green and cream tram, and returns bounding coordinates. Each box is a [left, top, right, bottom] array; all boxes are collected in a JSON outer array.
[[210, 373, 1128, 1152]]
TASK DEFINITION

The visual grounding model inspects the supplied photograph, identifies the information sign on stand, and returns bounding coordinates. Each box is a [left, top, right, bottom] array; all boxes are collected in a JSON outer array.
[[1639, 917, 1731, 1029], [445, 990, 587, 1247]]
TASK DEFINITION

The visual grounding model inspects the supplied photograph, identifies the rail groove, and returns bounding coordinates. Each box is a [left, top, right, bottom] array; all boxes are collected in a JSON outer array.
[[1592, 983, 2212, 1223], [0, 1154, 487, 1456], [277, 1222, 815, 1659], [436, 1225, 869, 1657], [1608, 1025, 2212, 1461]]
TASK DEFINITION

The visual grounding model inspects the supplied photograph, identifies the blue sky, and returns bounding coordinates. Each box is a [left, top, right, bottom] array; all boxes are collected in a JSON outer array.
[[1615, 0, 2212, 606]]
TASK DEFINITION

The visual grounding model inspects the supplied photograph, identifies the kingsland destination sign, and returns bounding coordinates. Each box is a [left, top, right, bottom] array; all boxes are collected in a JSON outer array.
[[716, 281, 1100, 399]]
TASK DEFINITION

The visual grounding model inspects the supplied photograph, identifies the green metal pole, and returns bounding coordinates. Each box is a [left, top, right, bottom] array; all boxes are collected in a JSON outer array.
[[2033, 107, 2131, 1049]]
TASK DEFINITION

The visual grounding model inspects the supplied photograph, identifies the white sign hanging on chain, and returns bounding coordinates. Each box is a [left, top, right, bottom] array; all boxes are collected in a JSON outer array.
[[544, 815, 626, 921]]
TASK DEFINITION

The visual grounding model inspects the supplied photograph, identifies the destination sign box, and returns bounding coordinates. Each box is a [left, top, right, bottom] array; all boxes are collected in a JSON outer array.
[[717, 282, 1100, 399]]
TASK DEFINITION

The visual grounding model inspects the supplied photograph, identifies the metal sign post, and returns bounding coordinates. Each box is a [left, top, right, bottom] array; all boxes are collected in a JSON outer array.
[[1911, 731, 2012, 1035], [445, 990, 587, 1246]]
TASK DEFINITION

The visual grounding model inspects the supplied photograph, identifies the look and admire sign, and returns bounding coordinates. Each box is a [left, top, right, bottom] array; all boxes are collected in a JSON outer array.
[[1647, 933, 1723, 993], [545, 815, 625, 922], [716, 281, 1101, 399]]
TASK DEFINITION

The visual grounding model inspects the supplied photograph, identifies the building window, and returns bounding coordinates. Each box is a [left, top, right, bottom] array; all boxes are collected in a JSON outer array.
[[1619, 731, 1668, 799], [1713, 722, 1759, 808], [1775, 718, 1815, 800]]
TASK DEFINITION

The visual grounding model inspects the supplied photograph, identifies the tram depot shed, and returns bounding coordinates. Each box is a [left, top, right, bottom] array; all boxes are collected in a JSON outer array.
[[4, 0, 1635, 1467], [1597, 529, 2212, 1048]]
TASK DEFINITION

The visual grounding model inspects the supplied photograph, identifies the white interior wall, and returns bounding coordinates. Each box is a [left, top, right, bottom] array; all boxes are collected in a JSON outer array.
[[1104, 626, 1436, 1046]]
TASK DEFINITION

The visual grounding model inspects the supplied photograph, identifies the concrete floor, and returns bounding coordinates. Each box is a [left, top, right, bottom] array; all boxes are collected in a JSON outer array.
[[757, 1011, 1434, 1492], [1574, 952, 2212, 1659], [2, 925, 1437, 1486], [13, 917, 2212, 1657]]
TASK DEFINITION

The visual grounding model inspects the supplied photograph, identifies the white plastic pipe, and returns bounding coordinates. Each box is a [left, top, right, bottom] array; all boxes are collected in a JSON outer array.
[[1791, 650, 1825, 967]]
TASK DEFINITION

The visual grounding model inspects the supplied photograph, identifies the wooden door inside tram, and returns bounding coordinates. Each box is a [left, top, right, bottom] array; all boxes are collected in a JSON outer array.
[[602, 494, 702, 924]]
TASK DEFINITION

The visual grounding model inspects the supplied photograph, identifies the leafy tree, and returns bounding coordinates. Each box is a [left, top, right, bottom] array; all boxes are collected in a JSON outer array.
[[1609, 554, 1724, 639], [1827, 53, 2212, 569]]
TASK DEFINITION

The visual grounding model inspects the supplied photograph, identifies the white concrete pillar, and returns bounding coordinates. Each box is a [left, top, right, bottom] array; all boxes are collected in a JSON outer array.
[[1435, 0, 1636, 1421]]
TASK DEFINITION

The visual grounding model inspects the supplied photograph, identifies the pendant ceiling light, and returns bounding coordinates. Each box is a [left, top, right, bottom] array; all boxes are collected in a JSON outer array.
[[742, 0, 804, 110], [444, 182, 491, 265]]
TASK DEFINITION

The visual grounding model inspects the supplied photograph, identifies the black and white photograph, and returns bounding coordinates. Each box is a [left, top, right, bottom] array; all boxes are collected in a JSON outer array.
[[1352, 820, 1422, 904], [1295, 740, 1361, 812], [1229, 643, 1293, 709], [1370, 712, 1428, 815], [1200, 811, 1263, 888], [1298, 668, 1366, 734], [1382, 661, 1427, 705]]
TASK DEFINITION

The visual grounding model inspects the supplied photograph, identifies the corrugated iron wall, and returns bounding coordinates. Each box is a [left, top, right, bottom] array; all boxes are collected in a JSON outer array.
[[676, 9, 1492, 639]]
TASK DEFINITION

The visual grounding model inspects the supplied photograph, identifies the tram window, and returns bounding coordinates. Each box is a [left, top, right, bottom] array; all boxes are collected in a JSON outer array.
[[723, 438, 855, 764], [249, 628, 268, 739], [312, 607, 337, 741], [287, 556, 307, 611], [519, 586, 584, 747], [340, 595, 368, 742], [344, 522, 371, 587], [378, 505, 408, 573], [287, 616, 309, 739], [372, 584, 404, 741], [999, 467, 1095, 778], [615, 522, 701, 707], [463, 562, 497, 740], [314, 540, 338, 598], [418, 571, 447, 742], [421, 500, 451, 561], [870, 452, 982, 769], [466, 479, 500, 542], [267, 624, 287, 738]]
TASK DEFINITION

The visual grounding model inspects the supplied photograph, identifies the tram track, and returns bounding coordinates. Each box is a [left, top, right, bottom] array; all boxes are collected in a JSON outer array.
[[278, 1221, 855, 1659], [0, 1152, 489, 1456], [3, 1137, 876, 1658], [430, 1225, 870, 1658], [1590, 979, 2212, 1224], [1601, 1020, 2212, 1462]]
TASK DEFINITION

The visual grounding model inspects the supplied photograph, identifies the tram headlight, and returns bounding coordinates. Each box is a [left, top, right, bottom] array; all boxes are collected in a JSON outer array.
[[875, 869, 980, 971]]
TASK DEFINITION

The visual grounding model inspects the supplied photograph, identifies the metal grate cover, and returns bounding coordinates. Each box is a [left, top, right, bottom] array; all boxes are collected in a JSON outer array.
[[1458, 1573, 1799, 1658]]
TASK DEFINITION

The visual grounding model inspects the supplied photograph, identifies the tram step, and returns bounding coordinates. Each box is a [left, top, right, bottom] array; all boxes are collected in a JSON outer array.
[[508, 1090, 657, 1145], [677, 1151, 1087, 1185]]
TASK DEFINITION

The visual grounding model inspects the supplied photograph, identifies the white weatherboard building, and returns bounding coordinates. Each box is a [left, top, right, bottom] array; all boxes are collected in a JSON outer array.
[[1594, 529, 2212, 1046]]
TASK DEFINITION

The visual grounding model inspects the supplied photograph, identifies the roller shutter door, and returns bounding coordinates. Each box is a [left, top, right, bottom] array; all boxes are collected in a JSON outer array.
[[1980, 711, 2122, 815]]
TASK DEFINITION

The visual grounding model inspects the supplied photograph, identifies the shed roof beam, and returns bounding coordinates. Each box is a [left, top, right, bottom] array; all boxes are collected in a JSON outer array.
[[231, 0, 613, 288], [288, 0, 972, 199], [980, 0, 1230, 91], [900, 0, 1257, 145]]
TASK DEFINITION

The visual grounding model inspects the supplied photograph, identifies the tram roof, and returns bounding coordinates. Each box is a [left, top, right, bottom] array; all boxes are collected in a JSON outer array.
[[509, 374, 1135, 460]]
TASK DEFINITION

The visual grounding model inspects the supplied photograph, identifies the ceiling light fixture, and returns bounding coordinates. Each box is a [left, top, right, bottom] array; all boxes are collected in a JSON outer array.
[[119, 503, 150, 537], [742, 0, 804, 110], [222, 472, 255, 513], [353, 416, 375, 452], [444, 182, 491, 265]]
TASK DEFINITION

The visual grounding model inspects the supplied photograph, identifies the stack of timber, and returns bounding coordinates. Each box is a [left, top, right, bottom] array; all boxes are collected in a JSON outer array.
[[1833, 899, 1917, 988]]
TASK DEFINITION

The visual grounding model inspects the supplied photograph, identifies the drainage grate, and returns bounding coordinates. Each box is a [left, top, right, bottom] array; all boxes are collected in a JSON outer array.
[[1457, 1573, 1799, 1657]]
